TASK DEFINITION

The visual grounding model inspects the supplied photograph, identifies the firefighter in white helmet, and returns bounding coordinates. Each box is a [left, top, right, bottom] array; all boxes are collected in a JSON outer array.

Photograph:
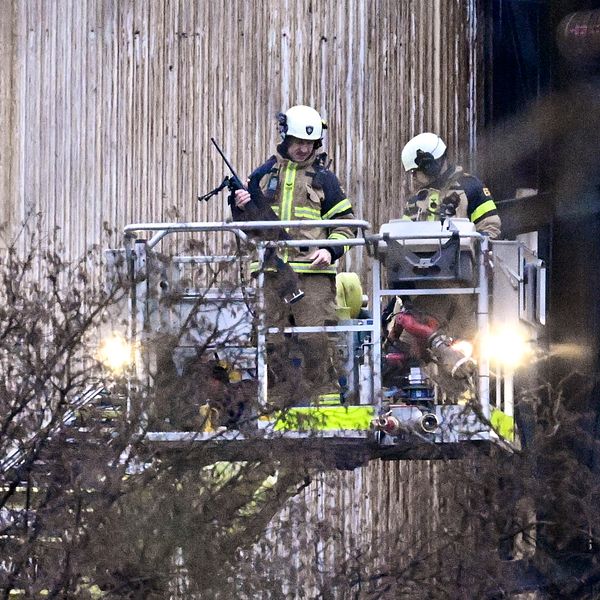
[[382, 133, 502, 392], [401, 132, 501, 238], [234, 105, 355, 404]]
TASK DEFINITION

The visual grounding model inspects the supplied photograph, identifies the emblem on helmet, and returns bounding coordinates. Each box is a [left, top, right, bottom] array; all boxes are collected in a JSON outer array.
[[281, 106, 324, 141]]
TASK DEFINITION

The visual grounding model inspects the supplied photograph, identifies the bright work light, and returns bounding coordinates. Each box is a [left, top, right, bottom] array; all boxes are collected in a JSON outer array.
[[483, 327, 532, 369], [451, 339, 474, 359], [97, 333, 133, 374]]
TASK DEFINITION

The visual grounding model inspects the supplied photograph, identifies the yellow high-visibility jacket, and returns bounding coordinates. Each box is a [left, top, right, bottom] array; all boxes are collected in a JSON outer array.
[[244, 150, 355, 275], [403, 165, 501, 239]]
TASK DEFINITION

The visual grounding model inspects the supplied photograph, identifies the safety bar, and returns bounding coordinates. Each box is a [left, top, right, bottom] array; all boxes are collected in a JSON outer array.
[[367, 230, 484, 242], [264, 238, 367, 248], [125, 220, 370, 249]]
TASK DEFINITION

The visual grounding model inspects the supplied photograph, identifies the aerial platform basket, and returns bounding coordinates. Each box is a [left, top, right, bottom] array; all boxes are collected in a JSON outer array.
[[98, 218, 548, 464]]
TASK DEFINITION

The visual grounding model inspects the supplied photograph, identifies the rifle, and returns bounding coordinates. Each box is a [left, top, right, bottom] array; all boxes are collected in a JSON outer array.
[[199, 138, 304, 304]]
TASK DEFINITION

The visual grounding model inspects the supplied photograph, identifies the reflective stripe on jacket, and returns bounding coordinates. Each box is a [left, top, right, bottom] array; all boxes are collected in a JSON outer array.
[[404, 165, 501, 238]]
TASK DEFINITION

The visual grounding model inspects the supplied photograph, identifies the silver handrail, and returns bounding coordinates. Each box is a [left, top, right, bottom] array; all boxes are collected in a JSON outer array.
[[124, 219, 370, 250], [367, 230, 484, 242]]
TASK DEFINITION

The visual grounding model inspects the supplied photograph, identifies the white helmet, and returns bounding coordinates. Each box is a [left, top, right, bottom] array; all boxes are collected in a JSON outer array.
[[279, 105, 326, 141], [401, 132, 447, 171]]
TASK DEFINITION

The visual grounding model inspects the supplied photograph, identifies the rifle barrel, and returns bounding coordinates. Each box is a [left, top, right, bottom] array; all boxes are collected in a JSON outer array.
[[210, 138, 243, 187]]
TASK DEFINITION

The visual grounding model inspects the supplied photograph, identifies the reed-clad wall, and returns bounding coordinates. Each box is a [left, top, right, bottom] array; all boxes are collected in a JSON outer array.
[[0, 0, 481, 270], [0, 0, 484, 595]]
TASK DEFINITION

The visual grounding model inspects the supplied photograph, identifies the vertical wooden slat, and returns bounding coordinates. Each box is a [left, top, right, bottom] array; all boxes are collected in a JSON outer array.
[[40, 2, 52, 238], [88, 0, 100, 250], [28, 1, 42, 225], [0, 1, 16, 231]]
